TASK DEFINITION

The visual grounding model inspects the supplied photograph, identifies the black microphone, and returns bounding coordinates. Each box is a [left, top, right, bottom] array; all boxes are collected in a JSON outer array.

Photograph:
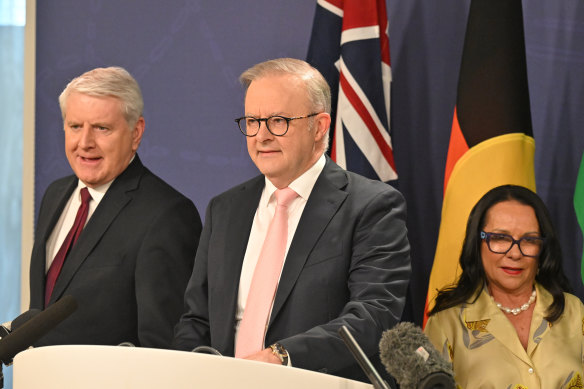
[[11, 309, 42, 332], [0, 309, 42, 338], [191, 345, 222, 356], [0, 295, 77, 365], [338, 325, 390, 389], [379, 322, 455, 389], [0, 309, 42, 342]]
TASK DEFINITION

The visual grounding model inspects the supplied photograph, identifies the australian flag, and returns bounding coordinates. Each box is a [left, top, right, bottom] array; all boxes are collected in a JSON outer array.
[[307, 0, 397, 181]]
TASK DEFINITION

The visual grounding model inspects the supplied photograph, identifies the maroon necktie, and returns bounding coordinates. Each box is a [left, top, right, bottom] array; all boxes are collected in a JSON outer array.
[[45, 187, 92, 307]]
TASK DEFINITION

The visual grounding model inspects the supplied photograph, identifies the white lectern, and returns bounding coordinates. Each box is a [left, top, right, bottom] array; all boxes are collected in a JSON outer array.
[[13, 345, 373, 388]]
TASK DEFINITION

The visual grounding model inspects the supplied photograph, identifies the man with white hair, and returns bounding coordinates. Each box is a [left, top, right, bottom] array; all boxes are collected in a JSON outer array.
[[29, 66, 202, 348]]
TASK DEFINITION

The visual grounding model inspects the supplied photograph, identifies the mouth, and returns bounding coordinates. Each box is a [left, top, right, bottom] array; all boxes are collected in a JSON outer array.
[[501, 267, 523, 276], [258, 150, 280, 156], [79, 155, 102, 164]]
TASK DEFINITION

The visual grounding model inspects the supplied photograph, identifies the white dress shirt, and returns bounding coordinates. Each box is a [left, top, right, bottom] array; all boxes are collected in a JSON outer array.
[[234, 154, 326, 346], [45, 180, 112, 271]]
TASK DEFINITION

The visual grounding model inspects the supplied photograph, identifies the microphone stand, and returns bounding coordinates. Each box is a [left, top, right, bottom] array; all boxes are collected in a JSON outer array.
[[338, 326, 390, 389], [0, 325, 8, 389], [0, 328, 7, 389]]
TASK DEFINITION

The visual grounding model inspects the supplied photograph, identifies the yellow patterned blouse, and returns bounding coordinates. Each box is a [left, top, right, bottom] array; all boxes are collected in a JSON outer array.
[[425, 283, 584, 389]]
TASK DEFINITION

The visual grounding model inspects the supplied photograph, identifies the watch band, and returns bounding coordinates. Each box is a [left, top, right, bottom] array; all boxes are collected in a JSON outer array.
[[270, 343, 289, 365]]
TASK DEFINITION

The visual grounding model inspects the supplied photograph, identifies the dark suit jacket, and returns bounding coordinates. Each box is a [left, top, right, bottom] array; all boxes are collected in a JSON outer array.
[[173, 157, 411, 382], [29, 155, 202, 348]]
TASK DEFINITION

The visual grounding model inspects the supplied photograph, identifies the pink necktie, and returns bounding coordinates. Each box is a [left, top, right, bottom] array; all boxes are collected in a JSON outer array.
[[45, 187, 92, 307], [235, 187, 298, 358]]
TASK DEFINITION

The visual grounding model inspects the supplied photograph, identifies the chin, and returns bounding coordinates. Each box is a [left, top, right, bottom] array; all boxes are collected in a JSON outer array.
[[77, 172, 102, 186], [256, 164, 278, 177]]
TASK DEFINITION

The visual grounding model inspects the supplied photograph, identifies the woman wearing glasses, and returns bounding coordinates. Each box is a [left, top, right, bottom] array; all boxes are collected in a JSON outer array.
[[425, 185, 583, 389]]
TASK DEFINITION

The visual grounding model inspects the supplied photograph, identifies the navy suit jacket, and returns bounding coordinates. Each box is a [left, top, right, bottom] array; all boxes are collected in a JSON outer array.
[[173, 158, 411, 382], [29, 155, 202, 347]]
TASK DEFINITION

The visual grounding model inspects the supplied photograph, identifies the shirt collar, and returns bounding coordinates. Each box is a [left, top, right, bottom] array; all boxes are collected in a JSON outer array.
[[263, 154, 326, 205], [465, 282, 551, 322], [76, 179, 113, 205], [75, 155, 134, 204]]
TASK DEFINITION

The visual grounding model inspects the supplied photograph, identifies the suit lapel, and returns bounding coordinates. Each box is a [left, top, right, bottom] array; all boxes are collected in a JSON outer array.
[[48, 157, 144, 304], [465, 289, 533, 366], [31, 178, 77, 305], [214, 175, 264, 353], [526, 283, 552, 357], [269, 160, 348, 325], [36, 180, 77, 249]]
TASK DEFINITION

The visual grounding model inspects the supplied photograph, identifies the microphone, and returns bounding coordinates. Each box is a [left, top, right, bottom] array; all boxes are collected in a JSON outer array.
[[0, 309, 42, 389], [11, 310, 42, 332], [379, 322, 455, 389], [0, 295, 77, 365], [338, 326, 390, 389], [0, 309, 42, 338], [191, 345, 222, 356]]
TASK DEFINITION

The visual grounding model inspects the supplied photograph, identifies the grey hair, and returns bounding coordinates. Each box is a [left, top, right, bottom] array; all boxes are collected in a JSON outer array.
[[59, 66, 144, 126], [239, 58, 331, 150]]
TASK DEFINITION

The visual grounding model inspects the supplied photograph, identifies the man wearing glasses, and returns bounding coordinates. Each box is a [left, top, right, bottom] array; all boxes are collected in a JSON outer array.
[[173, 58, 411, 383]]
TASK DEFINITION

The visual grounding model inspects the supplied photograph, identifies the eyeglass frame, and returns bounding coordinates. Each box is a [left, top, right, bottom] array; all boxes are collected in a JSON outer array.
[[480, 231, 545, 257], [234, 112, 320, 137]]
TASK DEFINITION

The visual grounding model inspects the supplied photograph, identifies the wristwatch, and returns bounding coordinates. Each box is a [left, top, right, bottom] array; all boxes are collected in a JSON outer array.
[[270, 343, 289, 365]]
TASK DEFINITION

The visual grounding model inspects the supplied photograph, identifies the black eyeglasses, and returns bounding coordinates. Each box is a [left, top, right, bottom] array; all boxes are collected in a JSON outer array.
[[480, 231, 544, 257], [234, 113, 320, 137]]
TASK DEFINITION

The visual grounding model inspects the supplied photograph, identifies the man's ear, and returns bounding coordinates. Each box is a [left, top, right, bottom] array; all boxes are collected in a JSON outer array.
[[313, 112, 331, 143], [132, 117, 145, 151]]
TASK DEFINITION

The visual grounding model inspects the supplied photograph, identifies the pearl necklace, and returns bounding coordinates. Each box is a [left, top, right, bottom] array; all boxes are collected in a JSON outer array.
[[491, 289, 537, 316]]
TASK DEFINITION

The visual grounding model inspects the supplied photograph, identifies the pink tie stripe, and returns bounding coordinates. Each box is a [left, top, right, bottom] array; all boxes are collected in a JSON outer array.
[[235, 187, 298, 358]]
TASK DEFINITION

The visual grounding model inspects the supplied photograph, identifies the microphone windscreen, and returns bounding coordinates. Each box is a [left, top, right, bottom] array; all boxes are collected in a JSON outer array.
[[11, 309, 42, 331], [0, 295, 77, 365], [379, 322, 455, 389], [191, 345, 223, 356]]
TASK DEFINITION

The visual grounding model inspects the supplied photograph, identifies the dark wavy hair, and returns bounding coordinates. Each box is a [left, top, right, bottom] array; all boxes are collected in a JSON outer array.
[[429, 185, 571, 322]]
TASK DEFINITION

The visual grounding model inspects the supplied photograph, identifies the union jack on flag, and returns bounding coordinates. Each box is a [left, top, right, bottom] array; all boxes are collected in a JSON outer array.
[[307, 0, 397, 181]]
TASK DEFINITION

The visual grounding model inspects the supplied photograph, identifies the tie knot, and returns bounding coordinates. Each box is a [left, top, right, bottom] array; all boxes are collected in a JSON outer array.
[[274, 187, 298, 208], [80, 187, 92, 205]]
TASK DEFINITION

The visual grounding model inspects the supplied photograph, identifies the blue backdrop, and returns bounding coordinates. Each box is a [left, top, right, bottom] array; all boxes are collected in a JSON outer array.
[[33, 0, 584, 329]]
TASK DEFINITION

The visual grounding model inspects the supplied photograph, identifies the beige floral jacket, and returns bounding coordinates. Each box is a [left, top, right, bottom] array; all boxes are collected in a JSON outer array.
[[425, 283, 584, 389]]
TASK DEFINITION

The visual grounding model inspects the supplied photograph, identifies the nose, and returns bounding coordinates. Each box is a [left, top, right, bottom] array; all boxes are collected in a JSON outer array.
[[78, 125, 95, 148], [506, 241, 523, 259], [255, 120, 273, 142]]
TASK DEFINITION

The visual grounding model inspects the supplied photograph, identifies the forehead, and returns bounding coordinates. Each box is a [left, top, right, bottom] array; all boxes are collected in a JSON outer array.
[[65, 93, 126, 122], [244, 74, 310, 114], [484, 200, 539, 229]]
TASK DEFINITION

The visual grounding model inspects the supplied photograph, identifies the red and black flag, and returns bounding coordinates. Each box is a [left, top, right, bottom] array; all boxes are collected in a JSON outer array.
[[424, 0, 536, 325]]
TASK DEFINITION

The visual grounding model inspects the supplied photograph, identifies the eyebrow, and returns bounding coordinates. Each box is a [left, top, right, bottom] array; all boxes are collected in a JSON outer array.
[[490, 229, 541, 236], [244, 112, 288, 117], [66, 121, 111, 128]]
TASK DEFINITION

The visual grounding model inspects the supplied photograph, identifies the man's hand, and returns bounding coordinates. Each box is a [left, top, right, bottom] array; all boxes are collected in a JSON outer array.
[[243, 348, 282, 365]]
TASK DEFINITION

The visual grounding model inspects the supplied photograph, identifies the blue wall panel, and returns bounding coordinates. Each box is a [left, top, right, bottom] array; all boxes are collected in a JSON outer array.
[[33, 0, 584, 330]]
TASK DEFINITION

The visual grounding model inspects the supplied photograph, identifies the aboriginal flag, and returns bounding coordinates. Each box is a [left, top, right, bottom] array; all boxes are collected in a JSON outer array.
[[424, 0, 536, 325]]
